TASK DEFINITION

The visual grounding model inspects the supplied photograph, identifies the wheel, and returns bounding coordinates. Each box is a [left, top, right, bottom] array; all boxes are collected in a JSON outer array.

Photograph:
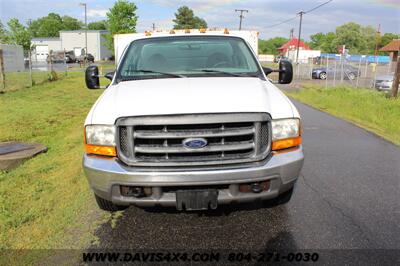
[[262, 187, 294, 208], [319, 72, 327, 80], [94, 194, 128, 212], [347, 72, 356, 80]]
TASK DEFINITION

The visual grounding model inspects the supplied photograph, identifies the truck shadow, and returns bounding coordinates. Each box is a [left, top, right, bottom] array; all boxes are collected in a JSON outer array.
[[89, 202, 296, 250], [142, 200, 280, 216]]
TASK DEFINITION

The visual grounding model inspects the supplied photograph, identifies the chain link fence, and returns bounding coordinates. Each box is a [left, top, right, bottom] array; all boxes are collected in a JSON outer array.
[[0, 47, 108, 93], [292, 55, 395, 92]]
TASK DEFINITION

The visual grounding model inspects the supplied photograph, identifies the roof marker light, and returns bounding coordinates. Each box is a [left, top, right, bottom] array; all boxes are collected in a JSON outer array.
[[185, 29, 190, 33], [224, 28, 229, 34], [145, 31, 151, 36], [199, 28, 206, 33], [169, 29, 175, 34]]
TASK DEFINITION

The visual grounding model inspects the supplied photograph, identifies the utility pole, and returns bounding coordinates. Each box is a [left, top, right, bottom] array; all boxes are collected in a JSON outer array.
[[235, 9, 248, 30], [374, 24, 381, 60], [152, 23, 156, 31], [391, 56, 400, 98], [295, 11, 304, 64], [79, 3, 88, 66], [290, 28, 294, 39]]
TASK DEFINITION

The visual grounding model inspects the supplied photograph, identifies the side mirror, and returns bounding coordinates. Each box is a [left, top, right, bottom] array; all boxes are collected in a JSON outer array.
[[279, 60, 293, 84], [105, 71, 115, 81], [85, 66, 100, 89]]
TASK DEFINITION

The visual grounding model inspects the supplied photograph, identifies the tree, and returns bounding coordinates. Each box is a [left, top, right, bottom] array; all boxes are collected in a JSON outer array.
[[380, 33, 399, 48], [379, 33, 400, 54], [106, 0, 138, 50], [61, 15, 84, 31], [0, 20, 10, 43], [173, 6, 207, 29], [309, 32, 337, 53], [321, 32, 337, 53], [309, 32, 325, 50], [88, 20, 108, 30], [28, 13, 83, 37], [7, 19, 31, 50], [335, 22, 376, 54], [258, 37, 288, 55]]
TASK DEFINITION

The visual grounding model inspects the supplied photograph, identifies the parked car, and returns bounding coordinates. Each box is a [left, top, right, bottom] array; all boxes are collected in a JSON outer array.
[[374, 74, 399, 92], [46, 51, 66, 64], [77, 53, 95, 63], [312, 64, 361, 80], [65, 50, 76, 63], [83, 31, 304, 212]]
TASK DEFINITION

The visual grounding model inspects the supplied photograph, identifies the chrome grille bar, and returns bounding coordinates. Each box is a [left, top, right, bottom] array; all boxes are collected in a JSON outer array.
[[135, 141, 254, 154], [116, 113, 271, 167], [134, 127, 254, 139]]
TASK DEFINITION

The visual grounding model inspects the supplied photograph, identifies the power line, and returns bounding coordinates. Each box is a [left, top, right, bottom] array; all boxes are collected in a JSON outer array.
[[304, 0, 333, 14], [266, 16, 299, 28], [264, 0, 333, 29]]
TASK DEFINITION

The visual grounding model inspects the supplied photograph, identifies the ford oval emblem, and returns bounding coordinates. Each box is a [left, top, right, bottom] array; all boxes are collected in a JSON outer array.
[[182, 138, 208, 149]]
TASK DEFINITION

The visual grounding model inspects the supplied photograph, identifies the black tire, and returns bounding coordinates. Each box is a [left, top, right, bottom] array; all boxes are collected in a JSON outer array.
[[94, 194, 128, 212], [319, 72, 327, 80], [262, 187, 294, 208]]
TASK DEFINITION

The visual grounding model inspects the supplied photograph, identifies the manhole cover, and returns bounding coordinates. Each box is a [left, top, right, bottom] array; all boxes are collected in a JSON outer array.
[[0, 141, 47, 170], [0, 142, 34, 155]]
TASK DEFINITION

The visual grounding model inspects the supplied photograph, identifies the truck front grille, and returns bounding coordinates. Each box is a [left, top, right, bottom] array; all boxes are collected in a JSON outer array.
[[116, 113, 271, 167]]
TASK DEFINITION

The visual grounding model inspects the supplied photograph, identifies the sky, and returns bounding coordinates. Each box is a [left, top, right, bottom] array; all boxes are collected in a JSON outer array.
[[0, 0, 399, 39]]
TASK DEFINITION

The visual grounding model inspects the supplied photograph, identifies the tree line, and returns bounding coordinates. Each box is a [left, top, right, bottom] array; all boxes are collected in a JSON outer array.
[[0, 1, 207, 51], [260, 22, 398, 56], [0, 0, 397, 56]]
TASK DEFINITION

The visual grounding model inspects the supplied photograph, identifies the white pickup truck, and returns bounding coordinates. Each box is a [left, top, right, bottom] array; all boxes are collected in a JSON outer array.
[[83, 30, 304, 211]]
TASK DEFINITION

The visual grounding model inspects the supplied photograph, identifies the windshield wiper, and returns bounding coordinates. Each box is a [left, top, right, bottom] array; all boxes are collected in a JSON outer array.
[[190, 69, 256, 77], [121, 69, 186, 80]]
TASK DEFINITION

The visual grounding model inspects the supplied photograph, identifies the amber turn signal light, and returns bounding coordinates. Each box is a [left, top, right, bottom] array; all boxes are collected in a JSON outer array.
[[85, 144, 116, 157], [272, 136, 302, 151]]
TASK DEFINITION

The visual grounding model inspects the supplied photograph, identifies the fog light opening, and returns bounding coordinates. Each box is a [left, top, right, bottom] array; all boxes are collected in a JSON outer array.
[[251, 183, 263, 193], [120, 186, 152, 198], [239, 181, 270, 193]]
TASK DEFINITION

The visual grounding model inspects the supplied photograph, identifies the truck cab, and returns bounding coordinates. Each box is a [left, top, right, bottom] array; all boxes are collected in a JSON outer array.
[[83, 29, 304, 211]]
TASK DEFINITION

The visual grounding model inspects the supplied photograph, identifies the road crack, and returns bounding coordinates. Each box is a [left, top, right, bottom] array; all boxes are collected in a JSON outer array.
[[300, 173, 373, 245]]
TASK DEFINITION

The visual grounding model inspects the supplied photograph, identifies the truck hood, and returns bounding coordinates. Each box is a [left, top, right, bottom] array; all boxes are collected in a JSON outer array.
[[87, 77, 296, 125]]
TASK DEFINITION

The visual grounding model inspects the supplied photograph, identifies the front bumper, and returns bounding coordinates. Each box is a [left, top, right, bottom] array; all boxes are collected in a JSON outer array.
[[83, 147, 304, 207]]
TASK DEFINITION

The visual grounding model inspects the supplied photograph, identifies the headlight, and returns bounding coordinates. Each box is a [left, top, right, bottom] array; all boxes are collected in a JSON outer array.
[[271, 118, 301, 150], [271, 119, 300, 140], [85, 125, 116, 145], [85, 125, 116, 156]]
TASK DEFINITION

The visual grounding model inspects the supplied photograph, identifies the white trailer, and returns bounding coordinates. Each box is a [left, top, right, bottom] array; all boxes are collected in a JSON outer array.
[[114, 29, 259, 65]]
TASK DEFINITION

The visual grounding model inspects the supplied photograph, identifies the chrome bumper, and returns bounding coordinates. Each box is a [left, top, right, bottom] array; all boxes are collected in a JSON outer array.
[[83, 147, 304, 207]]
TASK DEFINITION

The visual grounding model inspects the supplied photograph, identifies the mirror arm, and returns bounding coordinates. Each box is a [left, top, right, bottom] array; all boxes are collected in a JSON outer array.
[[263, 67, 288, 77]]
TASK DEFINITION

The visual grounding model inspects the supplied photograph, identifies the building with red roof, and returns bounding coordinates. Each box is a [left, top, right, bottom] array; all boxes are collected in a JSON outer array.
[[278, 38, 311, 55]]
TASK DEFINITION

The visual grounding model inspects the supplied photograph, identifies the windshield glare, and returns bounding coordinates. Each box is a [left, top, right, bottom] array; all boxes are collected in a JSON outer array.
[[118, 36, 260, 79]]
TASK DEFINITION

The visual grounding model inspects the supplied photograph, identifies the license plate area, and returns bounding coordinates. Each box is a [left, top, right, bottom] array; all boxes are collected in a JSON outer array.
[[176, 189, 218, 211]]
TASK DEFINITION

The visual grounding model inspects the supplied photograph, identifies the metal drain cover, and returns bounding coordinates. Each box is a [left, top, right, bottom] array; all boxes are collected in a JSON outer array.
[[0, 142, 34, 155], [0, 141, 47, 170]]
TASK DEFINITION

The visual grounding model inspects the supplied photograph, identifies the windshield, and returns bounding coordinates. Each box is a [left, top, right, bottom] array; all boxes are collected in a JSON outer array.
[[117, 36, 261, 81]]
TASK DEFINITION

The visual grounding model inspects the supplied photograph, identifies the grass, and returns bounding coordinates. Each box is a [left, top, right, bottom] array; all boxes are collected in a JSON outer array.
[[0, 71, 69, 93], [286, 84, 400, 145], [0, 72, 106, 263]]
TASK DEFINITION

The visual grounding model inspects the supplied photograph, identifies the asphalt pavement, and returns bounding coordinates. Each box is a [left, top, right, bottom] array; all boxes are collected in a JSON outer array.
[[89, 100, 400, 264]]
